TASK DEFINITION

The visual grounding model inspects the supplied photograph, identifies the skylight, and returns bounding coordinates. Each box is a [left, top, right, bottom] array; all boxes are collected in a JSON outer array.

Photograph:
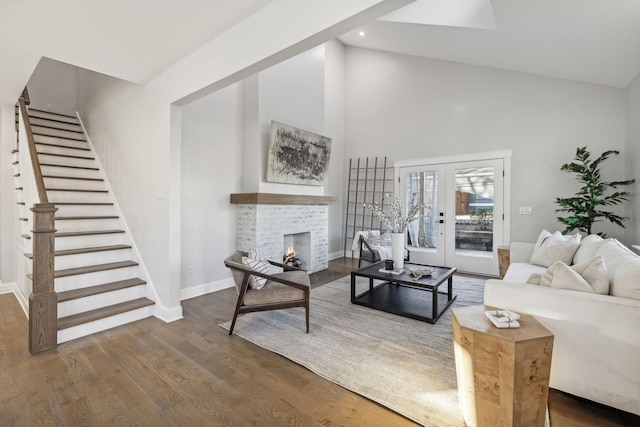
[[379, 0, 496, 30]]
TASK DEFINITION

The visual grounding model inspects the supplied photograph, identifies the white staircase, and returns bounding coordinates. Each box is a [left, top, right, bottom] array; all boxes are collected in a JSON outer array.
[[18, 108, 154, 344]]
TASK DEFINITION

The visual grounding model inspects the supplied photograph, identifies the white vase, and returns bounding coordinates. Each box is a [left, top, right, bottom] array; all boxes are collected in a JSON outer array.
[[391, 232, 405, 270]]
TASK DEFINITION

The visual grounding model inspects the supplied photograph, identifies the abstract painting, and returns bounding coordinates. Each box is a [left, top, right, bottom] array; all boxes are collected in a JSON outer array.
[[266, 121, 332, 186]]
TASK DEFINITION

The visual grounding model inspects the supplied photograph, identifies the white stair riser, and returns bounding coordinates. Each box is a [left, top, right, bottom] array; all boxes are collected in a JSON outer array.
[[38, 153, 96, 169], [37, 145, 92, 157], [58, 285, 147, 317], [29, 118, 81, 132], [55, 233, 126, 250], [47, 191, 110, 203], [32, 127, 85, 141], [55, 248, 132, 270], [44, 177, 105, 191], [57, 305, 154, 344], [41, 165, 101, 179], [55, 218, 120, 232], [29, 111, 77, 124], [54, 204, 115, 217], [55, 266, 139, 292]]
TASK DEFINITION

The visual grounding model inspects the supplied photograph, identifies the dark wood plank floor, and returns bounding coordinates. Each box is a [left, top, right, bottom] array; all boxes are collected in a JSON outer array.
[[0, 257, 637, 426]]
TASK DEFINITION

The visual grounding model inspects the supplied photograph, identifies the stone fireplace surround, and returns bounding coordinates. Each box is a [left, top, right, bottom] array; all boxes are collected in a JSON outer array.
[[231, 193, 336, 273]]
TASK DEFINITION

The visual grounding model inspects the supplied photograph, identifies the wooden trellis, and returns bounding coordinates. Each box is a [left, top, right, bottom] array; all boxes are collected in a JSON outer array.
[[343, 157, 395, 256]]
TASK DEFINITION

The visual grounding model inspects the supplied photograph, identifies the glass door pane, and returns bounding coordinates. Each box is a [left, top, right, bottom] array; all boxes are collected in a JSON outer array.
[[454, 166, 495, 257], [405, 170, 438, 249]]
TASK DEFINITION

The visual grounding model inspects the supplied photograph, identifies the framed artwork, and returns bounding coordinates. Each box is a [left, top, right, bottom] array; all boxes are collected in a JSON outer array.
[[266, 121, 332, 186]]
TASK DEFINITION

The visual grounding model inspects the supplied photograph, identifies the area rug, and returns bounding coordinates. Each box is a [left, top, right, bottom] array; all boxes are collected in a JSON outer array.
[[220, 275, 485, 426]]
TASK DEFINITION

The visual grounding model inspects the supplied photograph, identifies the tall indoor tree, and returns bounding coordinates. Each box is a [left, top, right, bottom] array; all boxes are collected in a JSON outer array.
[[555, 146, 635, 236]]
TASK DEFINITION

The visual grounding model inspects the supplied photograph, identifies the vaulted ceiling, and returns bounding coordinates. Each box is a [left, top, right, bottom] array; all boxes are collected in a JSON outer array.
[[1, 0, 639, 106]]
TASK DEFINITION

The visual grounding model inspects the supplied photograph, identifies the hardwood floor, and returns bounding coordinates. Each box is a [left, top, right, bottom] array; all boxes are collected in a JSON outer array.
[[0, 257, 637, 426]]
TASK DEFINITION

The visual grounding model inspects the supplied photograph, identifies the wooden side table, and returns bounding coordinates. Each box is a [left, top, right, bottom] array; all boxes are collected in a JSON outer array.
[[497, 246, 510, 279], [452, 305, 554, 427]]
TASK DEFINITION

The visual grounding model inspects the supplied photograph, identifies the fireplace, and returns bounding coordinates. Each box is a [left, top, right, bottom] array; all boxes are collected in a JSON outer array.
[[283, 232, 311, 269], [231, 193, 336, 273]]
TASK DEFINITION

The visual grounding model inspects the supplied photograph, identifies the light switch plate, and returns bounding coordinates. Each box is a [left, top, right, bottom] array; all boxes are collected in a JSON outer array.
[[519, 206, 532, 215]]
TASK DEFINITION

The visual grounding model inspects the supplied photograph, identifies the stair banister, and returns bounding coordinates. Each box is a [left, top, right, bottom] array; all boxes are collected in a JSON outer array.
[[17, 92, 57, 353], [18, 97, 48, 203]]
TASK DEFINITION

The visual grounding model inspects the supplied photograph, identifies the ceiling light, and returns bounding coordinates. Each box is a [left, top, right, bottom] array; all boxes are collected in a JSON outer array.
[[359, 31, 365, 37]]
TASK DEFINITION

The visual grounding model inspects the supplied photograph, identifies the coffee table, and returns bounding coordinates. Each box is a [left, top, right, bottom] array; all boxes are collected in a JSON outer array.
[[351, 260, 457, 323]]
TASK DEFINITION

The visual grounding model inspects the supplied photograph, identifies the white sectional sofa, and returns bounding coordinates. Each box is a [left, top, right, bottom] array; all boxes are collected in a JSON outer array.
[[484, 232, 640, 416]]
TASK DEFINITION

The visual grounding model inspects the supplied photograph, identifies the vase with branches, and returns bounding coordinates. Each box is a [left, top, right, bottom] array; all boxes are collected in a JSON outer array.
[[364, 195, 427, 269], [555, 146, 635, 236]]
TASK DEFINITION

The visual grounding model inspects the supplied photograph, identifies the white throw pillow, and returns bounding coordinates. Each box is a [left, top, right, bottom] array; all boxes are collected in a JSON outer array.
[[242, 251, 272, 290], [367, 230, 381, 246], [595, 239, 633, 282], [611, 262, 640, 300], [531, 230, 552, 257], [568, 255, 609, 294], [530, 231, 581, 268], [572, 234, 605, 264], [526, 273, 542, 285], [540, 261, 596, 293], [540, 256, 609, 295]]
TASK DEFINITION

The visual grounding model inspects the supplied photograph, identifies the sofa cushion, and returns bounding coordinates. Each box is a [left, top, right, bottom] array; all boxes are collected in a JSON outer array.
[[540, 256, 608, 294], [530, 231, 580, 267], [612, 263, 640, 300], [540, 261, 597, 293], [504, 262, 546, 283], [573, 234, 605, 264]]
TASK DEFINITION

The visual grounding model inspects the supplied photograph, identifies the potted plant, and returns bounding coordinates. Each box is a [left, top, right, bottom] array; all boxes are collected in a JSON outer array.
[[363, 195, 426, 269], [555, 146, 635, 236]]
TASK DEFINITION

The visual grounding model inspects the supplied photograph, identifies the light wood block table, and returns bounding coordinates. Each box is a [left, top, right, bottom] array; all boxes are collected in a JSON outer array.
[[452, 305, 554, 427]]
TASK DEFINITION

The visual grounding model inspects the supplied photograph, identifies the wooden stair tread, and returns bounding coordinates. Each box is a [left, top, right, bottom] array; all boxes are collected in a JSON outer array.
[[40, 163, 99, 171], [43, 175, 103, 181], [37, 152, 94, 160], [55, 229, 125, 237], [53, 202, 113, 206], [35, 142, 90, 151], [30, 123, 83, 133], [57, 297, 154, 330], [57, 278, 146, 302], [46, 188, 108, 193], [55, 215, 118, 220], [33, 132, 86, 142], [54, 260, 139, 278], [25, 244, 132, 259]]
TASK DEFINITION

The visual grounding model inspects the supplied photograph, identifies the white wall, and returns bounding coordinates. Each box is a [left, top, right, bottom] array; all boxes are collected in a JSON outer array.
[[324, 40, 346, 256], [26, 58, 78, 115], [345, 47, 629, 244], [257, 45, 327, 196], [626, 70, 640, 244], [75, 70, 180, 315], [181, 83, 243, 290], [0, 104, 16, 286]]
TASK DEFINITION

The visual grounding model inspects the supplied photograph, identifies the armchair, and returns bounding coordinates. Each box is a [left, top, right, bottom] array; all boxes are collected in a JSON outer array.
[[223, 251, 310, 335]]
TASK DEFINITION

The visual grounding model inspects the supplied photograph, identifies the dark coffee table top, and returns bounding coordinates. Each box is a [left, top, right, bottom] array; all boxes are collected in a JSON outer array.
[[353, 260, 457, 289]]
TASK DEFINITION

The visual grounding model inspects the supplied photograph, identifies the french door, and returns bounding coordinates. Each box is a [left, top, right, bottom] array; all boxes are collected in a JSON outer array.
[[398, 158, 504, 276]]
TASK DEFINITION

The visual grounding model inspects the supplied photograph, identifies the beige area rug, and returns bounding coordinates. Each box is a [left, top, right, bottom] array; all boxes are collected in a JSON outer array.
[[220, 275, 485, 427]]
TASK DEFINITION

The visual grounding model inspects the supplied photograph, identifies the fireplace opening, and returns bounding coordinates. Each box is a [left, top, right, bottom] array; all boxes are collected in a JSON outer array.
[[283, 232, 311, 270]]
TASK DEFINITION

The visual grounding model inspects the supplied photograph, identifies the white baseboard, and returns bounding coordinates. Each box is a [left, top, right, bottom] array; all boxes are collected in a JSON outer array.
[[180, 278, 234, 301], [153, 304, 184, 323]]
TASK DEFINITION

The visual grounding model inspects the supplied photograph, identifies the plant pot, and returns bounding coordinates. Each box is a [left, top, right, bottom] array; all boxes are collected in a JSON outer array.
[[391, 232, 405, 270]]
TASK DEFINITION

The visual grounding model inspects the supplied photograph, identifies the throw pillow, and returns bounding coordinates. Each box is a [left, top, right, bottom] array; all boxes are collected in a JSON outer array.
[[379, 230, 392, 247], [242, 251, 272, 290], [572, 234, 604, 264], [569, 255, 609, 294], [526, 273, 542, 285], [530, 231, 581, 268], [541, 261, 596, 293], [611, 262, 640, 300], [367, 230, 381, 246], [531, 230, 552, 257]]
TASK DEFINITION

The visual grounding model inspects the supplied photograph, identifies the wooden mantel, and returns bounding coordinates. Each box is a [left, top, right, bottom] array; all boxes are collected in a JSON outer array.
[[230, 193, 336, 205]]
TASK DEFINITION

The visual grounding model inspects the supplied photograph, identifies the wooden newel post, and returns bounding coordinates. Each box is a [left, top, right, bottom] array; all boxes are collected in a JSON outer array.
[[29, 203, 58, 354]]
